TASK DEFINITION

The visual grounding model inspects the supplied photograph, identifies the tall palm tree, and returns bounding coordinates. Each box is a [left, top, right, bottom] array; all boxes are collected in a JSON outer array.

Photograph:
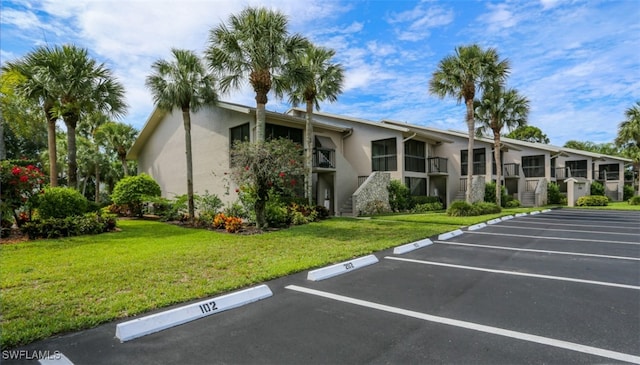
[[282, 44, 344, 205], [53, 45, 127, 189], [2, 46, 63, 186], [206, 6, 308, 141], [429, 44, 510, 202], [475, 86, 529, 206], [615, 101, 640, 194], [146, 48, 217, 222], [95, 121, 138, 177]]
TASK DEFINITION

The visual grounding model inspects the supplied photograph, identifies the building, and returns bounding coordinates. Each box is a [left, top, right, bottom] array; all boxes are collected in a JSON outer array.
[[128, 101, 632, 215]]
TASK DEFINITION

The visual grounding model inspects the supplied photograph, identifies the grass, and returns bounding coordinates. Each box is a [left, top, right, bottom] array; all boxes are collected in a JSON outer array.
[[2, 217, 462, 349], [1, 203, 630, 349], [568, 201, 640, 211]]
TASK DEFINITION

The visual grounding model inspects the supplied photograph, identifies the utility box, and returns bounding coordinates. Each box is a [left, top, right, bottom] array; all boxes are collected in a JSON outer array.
[[564, 177, 590, 207]]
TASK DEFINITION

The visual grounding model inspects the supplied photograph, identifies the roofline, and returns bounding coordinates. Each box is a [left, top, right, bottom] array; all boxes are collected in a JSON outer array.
[[289, 107, 410, 133], [128, 101, 349, 159]]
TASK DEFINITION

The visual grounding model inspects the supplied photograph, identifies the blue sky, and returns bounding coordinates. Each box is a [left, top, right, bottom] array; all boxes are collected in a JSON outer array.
[[1, 0, 638, 146]]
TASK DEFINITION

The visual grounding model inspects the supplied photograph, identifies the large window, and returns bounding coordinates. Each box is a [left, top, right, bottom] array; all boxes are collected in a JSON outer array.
[[405, 140, 426, 173], [230, 123, 250, 145], [522, 155, 545, 177], [405, 177, 426, 196], [597, 163, 620, 180], [566, 160, 587, 178], [372, 138, 397, 171], [266, 123, 303, 144], [461, 148, 486, 175]]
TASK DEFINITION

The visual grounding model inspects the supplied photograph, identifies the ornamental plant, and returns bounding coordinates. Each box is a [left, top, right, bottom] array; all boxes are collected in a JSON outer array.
[[0, 160, 45, 227], [111, 174, 161, 217], [230, 139, 305, 228]]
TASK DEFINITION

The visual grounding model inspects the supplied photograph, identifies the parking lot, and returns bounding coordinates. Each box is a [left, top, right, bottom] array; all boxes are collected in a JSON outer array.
[[6, 209, 640, 364]]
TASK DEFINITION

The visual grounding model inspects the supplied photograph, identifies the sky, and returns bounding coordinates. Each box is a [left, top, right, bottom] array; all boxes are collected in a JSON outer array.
[[1, 0, 639, 146]]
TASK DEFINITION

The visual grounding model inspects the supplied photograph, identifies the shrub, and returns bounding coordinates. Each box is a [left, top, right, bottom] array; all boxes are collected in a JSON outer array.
[[409, 196, 440, 208], [446, 201, 474, 217], [623, 185, 635, 201], [505, 199, 521, 208], [388, 180, 410, 212], [576, 195, 609, 206], [21, 212, 117, 239], [590, 181, 605, 196], [412, 202, 444, 213], [548, 182, 563, 205], [38, 187, 88, 219], [264, 197, 289, 227], [447, 200, 501, 217], [111, 174, 161, 217], [212, 213, 227, 229], [313, 205, 331, 220], [484, 182, 508, 206], [628, 196, 640, 205], [224, 216, 243, 233], [0, 160, 45, 226]]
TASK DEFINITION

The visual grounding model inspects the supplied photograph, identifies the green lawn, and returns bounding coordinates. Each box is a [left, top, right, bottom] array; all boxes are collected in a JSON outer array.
[[568, 201, 640, 211], [1, 204, 629, 349]]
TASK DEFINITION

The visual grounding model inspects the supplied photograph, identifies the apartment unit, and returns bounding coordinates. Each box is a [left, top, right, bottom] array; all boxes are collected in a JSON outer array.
[[128, 101, 632, 216]]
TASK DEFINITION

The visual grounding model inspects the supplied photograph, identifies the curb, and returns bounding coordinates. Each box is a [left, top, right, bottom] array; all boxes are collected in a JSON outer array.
[[307, 255, 379, 281]]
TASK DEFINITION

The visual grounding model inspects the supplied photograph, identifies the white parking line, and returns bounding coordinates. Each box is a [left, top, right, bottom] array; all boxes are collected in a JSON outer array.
[[384, 256, 640, 290], [285, 285, 640, 364], [434, 241, 640, 261], [487, 224, 640, 237], [507, 219, 640, 231], [466, 231, 640, 246]]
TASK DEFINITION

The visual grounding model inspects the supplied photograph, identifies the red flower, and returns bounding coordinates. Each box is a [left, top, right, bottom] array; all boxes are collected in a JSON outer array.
[[235, 188, 239, 193], [245, 166, 250, 171], [12, 167, 21, 175], [278, 172, 285, 178], [26, 165, 35, 171], [19, 175, 29, 183], [290, 179, 297, 186]]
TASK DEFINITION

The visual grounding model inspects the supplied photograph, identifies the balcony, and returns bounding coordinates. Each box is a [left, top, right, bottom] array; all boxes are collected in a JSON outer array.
[[503, 163, 520, 178], [313, 148, 335, 169], [595, 170, 620, 181], [427, 157, 448, 175]]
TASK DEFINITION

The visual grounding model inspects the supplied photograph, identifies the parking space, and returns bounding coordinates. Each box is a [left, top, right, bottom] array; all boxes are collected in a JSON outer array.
[[7, 209, 640, 364]]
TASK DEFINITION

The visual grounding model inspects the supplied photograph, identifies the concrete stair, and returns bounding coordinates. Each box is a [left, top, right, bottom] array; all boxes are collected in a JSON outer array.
[[521, 191, 535, 207], [340, 197, 353, 216]]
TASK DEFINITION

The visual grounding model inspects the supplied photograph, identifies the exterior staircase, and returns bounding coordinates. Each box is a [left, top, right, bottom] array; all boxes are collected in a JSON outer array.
[[521, 191, 535, 207], [340, 196, 353, 216], [454, 192, 465, 202]]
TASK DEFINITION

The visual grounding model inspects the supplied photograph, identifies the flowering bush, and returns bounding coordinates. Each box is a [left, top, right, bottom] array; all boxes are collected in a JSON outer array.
[[212, 213, 226, 229], [224, 216, 243, 233], [230, 139, 305, 228], [0, 160, 45, 227]]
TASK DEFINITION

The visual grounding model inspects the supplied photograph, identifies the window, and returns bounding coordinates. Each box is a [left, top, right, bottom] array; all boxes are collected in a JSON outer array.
[[372, 138, 397, 171], [597, 163, 620, 180], [230, 123, 250, 145], [491, 151, 504, 175], [266, 123, 303, 145], [229, 123, 250, 166], [522, 155, 545, 177], [405, 177, 426, 196], [461, 148, 486, 175], [566, 160, 587, 178], [404, 140, 426, 173]]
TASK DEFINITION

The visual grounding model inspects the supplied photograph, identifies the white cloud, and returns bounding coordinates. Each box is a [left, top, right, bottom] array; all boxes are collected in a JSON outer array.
[[387, 3, 454, 42]]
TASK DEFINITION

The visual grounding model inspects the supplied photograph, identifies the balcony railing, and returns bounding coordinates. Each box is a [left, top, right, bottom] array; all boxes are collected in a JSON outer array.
[[427, 157, 448, 174], [503, 163, 520, 178], [313, 148, 335, 169], [595, 170, 620, 181]]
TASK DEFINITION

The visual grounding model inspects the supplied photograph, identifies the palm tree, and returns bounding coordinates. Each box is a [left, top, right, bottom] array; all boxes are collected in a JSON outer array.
[[206, 6, 308, 141], [616, 101, 640, 194], [95, 121, 138, 177], [146, 48, 217, 222], [475, 86, 529, 206], [54, 45, 127, 189], [2, 46, 63, 186], [282, 44, 344, 205], [429, 44, 510, 202]]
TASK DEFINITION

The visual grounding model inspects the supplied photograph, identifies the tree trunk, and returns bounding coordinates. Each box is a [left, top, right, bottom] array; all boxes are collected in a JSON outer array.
[[95, 164, 101, 204], [46, 105, 58, 187], [182, 107, 195, 224], [65, 114, 79, 189], [119, 152, 129, 177], [493, 129, 502, 207], [0, 108, 6, 160], [305, 100, 314, 206], [465, 98, 475, 203], [256, 99, 266, 142], [255, 184, 268, 229]]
